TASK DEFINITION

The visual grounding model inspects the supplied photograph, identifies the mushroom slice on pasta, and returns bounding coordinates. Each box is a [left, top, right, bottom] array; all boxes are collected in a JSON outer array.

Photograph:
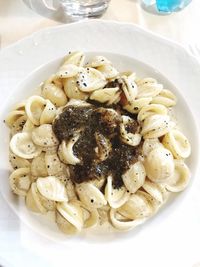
[[151, 89, 177, 107], [31, 152, 48, 177], [141, 114, 175, 139], [142, 179, 169, 204], [120, 75, 138, 103], [25, 96, 47, 125], [165, 160, 190, 192], [9, 151, 31, 169], [110, 208, 147, 231], [90, 87, 120, 104], [162, 129, 191, 159], [9, 167, 31, 196], [41, 83, 67, 107], [56, 64, 80, 78], [144, 147, 174, 183], [10, 132, 42, 159], [87, 56, 111, 68], [63, 77, 88, 100], [32, 124, 59, 147], [45, 152, 66, 176], [136, 78, 163, 98], [137, 104, 168, 121], [95, 132, 112, 161], [77, 68, 107, 92], [56, 200, 83, 234], [105, 176, 130, 209], [97, 64, 119, 79], [122, 162, 146, 194], [36, 176, 68, 202], [62, 51, 85, 67], [142, 138, 163, 157], [123, 97, 152, 114], [26, 182, 47, 213], [58, 134, 81, 165], [120, 115, 141, 146], [5, 110, 25, 128], [76, 182, 107, 209]]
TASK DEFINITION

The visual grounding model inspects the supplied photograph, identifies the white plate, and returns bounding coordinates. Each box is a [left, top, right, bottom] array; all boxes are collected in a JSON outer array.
[[0, 20, 200, 267]]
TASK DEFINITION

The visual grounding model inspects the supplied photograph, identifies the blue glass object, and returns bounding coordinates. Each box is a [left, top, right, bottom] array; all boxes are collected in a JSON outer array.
[[142, 0, 192, 13]]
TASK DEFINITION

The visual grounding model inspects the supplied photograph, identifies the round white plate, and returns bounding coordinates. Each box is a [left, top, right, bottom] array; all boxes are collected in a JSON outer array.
[[0, 20, 200, 267]]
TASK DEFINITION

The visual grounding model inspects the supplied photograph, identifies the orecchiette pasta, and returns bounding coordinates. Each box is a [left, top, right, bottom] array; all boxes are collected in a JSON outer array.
[[6, 52, 191, 235], [144, 147, 174, 183], [105, 176, 130, 208], [122, 162, 146, 193], [141, 114, 175, 139], [9, 167, 31, 196], [162, 129, 191, 159], [10, 132, 42, 159]]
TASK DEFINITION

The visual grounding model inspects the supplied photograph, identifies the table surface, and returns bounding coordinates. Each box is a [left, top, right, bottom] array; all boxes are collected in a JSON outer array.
[[0, 1, 200, 267]]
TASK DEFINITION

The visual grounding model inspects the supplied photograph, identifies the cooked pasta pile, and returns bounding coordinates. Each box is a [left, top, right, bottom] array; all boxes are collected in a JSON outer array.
[[6, 51, 191, 234]]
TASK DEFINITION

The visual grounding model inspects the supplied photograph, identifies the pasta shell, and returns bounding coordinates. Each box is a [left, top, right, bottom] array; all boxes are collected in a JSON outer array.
[[56, 200, 83, 234], [123, 97, 152, 114], [62, 51, 85, 67], [142, 138, 163, 157], [82, 207, 99, 229], [13, 100, 26, 111], [76, 182, 107, 209], [9, 151, 31, 169], [40, 100, 56, 125], [26, 182, 47, 213], [56, 64, 80, 78], [22, 119, 35, 132], [118, 191, 154, 220], [122, 162, 146, 193], [165, 160, 190, 192], [120, 115, 141, 146], [137, 104, 168, 121], [45, 152, 65, 176], [97, 64, 119, 79], [162, 129, 191, 159], [25, 96, 46, 126], [32, 124, 59, 147], [90, 87, 120, 103], [110, 208, 147, 231], [31, 152, 48, 177], [142, 179, 169, 203], [77, 68, 106, 92], [144, 147, 174, 183], [141, 115, 175, 139], [41, 83, 67, 107], [58, 134, 81, 165], [63, 77, 88, 100], [5, 110, 25, 128], [36, 176, 68, 202], [120, 75, 138, 103], [151, 89, 176, 107], [87, 56, 111, 67], [57, 175, 77, 201], [10, 132, 42, 159], [11, 115, 27, 136], [136, 78, 163, 98], [105, 176, 130, 208], [9, 167, 31, 196]]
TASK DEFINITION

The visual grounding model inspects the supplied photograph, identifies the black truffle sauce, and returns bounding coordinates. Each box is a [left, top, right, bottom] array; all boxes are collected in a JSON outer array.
[[53, 103, 141, 189]]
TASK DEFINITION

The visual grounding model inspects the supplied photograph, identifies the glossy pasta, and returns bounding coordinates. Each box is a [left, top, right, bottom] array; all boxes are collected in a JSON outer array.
[[6, 51, 191, 235]]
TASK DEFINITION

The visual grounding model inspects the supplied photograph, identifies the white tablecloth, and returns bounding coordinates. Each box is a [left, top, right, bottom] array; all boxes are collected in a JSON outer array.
[[0, 1, 200, 266]]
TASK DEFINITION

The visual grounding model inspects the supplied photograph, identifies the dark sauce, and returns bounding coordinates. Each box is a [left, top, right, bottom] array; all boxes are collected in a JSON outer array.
[[53, 103, 141, 189]]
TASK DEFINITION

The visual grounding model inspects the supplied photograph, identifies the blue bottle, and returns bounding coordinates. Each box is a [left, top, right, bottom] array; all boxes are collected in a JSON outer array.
[[142, 0, 192, 13]]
